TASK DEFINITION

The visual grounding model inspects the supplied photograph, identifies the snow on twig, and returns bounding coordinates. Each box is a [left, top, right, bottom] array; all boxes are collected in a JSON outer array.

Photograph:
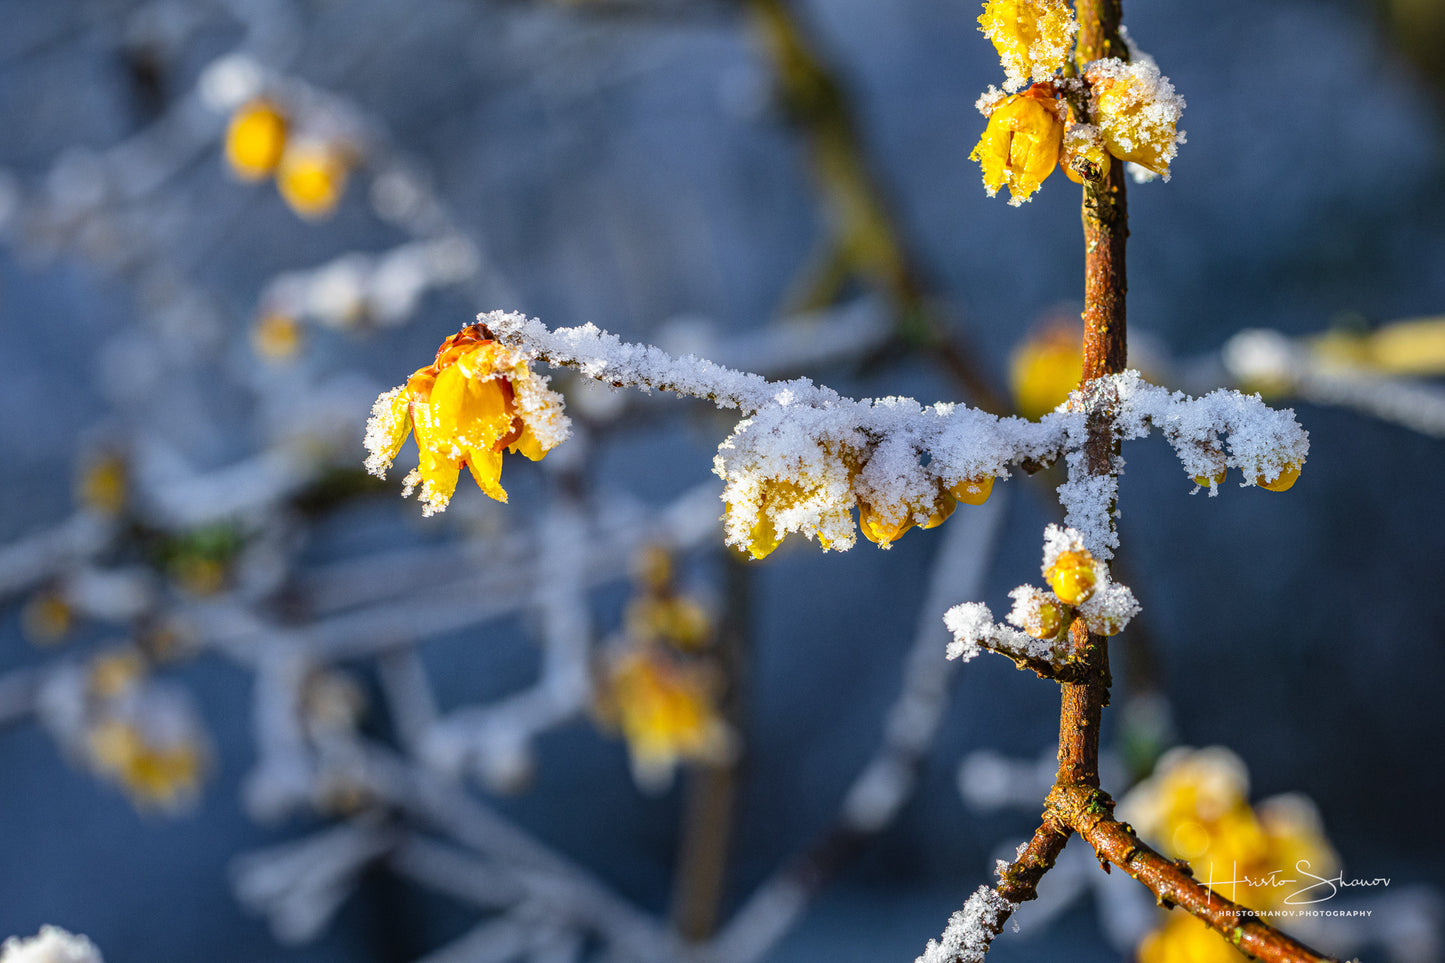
[[488, 312, 1308, 561]]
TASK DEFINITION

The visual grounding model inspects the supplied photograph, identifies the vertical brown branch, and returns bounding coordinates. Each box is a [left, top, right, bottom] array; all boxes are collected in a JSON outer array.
[[670, 555, 750, 940], [1054, 0, 1128, 795]]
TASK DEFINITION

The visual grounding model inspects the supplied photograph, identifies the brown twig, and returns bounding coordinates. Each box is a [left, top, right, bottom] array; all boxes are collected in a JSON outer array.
[[1050, 784, 1341, 963]]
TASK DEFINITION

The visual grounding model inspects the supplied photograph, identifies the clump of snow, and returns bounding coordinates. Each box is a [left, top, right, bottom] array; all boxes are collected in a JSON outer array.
[[915, 885, 1016, 963], [1005, 585, 1067, 639], [0, 928, 103, 963], [975, 85, 1008, 116], [943, 601, 1068, 666]]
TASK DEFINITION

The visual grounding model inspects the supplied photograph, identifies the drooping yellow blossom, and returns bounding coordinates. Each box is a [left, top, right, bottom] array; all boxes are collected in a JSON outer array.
[[1085, 58, 1187, 179], [858, 484, 956, 549], [1010, 320, 1083, 419], [276, 141, 350, 219], [1255, 462, 1302, 492], [949, 475, 995, 506], [252, 311, 302, 361], [977, 0, 1077, 92], [736, 457, 859, 560], [224, 100, 288, 181], [595, 647, 733, 792], [971, 85, 1064, 206], [85, 717, 205, 811], [365, 323, 570, 515]]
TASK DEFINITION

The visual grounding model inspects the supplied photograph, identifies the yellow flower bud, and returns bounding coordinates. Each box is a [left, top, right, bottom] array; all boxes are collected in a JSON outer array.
[[1256, 462, 1302, 492], [224, 100, 287, 181], [858, 500, 916, 547], [920, 487, 957, 530], [1192, 468, 1226, 488], [949, 475, 995, 506], [1045, 548, 1097, 605], [1024, 597, 1066, 640], [276, 141, 349, 220], [970, 86, 1064, 206]]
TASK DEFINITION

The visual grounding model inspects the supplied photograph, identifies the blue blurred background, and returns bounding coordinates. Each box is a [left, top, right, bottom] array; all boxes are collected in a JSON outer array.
[[1, 0, 1443, 960]]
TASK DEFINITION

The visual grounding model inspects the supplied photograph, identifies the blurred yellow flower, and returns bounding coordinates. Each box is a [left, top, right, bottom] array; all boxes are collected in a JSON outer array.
[[1138, 913, 1249, 963], [76, 450, 129, 516], [21, 591, 73, 645], [86, 717, 205, 811], [977, 0, 1076, 91], [276, 141, 349, 220], [1010, 320, 1082, 419], [224, 100, 288, 181], [1122, 746, 1339, 959], [365, 323, 570, 515], [252, 311, 302, 361], [596, 648, 733, 791], [971, 86, 1064, 205]]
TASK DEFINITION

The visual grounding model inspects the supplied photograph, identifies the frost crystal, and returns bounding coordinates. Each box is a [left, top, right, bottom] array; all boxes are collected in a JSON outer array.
[[915, 885, 1016, 963]]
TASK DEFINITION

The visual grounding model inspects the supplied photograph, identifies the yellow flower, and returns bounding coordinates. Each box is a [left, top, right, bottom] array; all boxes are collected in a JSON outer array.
[[365, 323, 570, 515], [858, 484, 957, 548], [86, 718, 205, 811], [977, 0, 1077, 91], [1121, 747, 1338, 914], [276, 141, 349, 219], [1010, 320, 1082, 419], [595, 648, 732, 791], [1085, 58, 1186, 179], [971, 86, 1064, 206], [1138, 913, 1249, 963], [224, 100, 287, 181], [251, 311, 302, 361], [1255, 462, 1302, 492], [949, 475, 995, 506]]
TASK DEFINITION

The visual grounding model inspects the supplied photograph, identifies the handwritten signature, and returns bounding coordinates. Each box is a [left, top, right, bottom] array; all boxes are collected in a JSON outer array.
[[1204, 861, 1391, 906]]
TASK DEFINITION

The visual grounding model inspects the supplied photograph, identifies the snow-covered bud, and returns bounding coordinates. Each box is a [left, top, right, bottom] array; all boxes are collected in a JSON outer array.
[[1007, 586, 1069, 640], [1255, 461, 1302, 492], [949, 475, 994, 506], [1084, 58, 1186, 180]]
